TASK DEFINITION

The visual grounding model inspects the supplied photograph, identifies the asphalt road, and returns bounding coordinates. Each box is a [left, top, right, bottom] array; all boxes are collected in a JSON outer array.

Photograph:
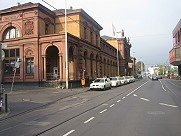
[[0, 78, 181, 136]]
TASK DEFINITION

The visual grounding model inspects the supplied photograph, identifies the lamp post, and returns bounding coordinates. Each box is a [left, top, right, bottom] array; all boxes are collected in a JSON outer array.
[[132, 51, 135, 77], [65, 0, 68, 89], [0, 43, 2, 85]]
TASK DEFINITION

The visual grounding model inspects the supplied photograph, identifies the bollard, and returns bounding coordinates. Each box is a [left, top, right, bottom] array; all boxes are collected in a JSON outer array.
[[5, 94, 8, 112], [70, 83, 72, 91]]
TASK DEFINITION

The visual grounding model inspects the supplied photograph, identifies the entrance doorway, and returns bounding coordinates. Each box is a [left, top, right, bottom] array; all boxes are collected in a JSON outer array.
[[46, 46, 59, 80]]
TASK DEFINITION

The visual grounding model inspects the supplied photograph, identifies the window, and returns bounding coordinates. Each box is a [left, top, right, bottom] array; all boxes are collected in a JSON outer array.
[[4, 48, 20, 74], [26, 58, 34, 74], [45, 23, 49, 35], [3, 27, 20, 40], [96, 35, 98, 46], [84, 27, 87, 39], [90, 31, 93, 44]]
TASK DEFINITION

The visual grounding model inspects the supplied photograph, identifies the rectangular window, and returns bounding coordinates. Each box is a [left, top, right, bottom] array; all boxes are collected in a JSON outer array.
[[45, 23, 49, 35], [96, 35, 98, 46], [4, 48, 20, 74], [10, 49, 15, 57], [26, 58, 34, 74], [84, 27, 87, 39], [90, 31, 93, 43]]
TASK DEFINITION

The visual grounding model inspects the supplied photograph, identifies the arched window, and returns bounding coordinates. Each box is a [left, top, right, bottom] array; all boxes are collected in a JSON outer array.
[[3, 27, 20, 40]]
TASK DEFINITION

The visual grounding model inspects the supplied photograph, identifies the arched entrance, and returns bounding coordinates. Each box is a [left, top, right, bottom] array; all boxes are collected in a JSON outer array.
[[46, 46, 59, 80]]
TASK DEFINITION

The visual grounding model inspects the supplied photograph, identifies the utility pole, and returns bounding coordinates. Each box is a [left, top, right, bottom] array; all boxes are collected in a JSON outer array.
[[0, 43, 2, 85], [65, 0, 69, 89]]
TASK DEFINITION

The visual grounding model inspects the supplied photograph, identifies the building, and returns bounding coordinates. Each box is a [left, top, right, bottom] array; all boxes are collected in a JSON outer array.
[[101, 31, 133, 76], [169, 19, 181, 77], [0, 2, 120, 88]]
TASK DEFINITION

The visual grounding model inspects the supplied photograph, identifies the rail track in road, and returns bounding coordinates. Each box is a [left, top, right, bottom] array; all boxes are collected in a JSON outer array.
[[0, 79, 148, 136]]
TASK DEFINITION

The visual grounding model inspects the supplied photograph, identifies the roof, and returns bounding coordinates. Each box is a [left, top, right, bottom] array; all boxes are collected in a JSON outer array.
[[0, 2, 55, 17], [54, 8, 103, 31]]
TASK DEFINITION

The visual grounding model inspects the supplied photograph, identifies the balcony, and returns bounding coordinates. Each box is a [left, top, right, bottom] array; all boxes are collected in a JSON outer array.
[[169, 46, 181, 66]]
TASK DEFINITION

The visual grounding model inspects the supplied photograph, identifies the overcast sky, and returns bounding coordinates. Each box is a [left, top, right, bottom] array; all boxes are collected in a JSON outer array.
[[1, 0, 181, 68]]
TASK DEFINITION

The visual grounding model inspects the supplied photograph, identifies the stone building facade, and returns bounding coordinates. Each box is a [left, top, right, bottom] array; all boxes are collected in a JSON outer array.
[[0, 2, 120, 87]]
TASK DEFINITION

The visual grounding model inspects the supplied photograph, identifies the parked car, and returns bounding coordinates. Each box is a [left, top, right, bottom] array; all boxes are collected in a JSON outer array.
[[129, 76, 135, 82], [125, 76, 131, 83], [118, 77, 127, 85], [90, 78, 112, 90], [110, 77, 121, 87]]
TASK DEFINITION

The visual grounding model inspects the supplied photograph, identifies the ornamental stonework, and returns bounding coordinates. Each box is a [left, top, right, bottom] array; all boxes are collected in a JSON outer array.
[[24, 20, 34, 35]]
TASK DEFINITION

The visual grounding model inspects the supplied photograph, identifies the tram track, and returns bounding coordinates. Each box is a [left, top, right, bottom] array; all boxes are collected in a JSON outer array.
[[0, 79, 148, 136]]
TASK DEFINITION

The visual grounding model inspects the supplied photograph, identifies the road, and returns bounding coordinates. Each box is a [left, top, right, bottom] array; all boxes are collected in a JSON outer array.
[[0, 78, 181, 136]]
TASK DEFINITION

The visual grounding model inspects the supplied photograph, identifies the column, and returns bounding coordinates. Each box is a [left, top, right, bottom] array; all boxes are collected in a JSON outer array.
[[42, 55, 46, 80]]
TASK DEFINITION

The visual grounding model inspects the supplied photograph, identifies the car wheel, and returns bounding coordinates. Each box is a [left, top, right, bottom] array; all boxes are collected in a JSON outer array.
[[103, 86, 106, 91]]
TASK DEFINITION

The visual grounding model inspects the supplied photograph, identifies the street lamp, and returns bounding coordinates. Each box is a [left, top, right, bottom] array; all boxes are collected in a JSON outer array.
[[65, 0, 68, 89], [0, 43, 2, 85]]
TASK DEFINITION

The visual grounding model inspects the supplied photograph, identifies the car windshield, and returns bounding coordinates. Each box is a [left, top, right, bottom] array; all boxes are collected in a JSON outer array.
[[94, 79, 105, 83], [110, 77, 117, 81]]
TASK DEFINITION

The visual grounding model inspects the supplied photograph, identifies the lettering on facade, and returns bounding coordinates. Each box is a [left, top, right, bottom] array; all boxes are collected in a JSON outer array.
[[24, 20, 34, 35]]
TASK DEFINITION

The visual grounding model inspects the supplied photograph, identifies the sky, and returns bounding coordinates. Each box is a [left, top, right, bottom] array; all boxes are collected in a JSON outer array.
[[1, 0, 181, 68]]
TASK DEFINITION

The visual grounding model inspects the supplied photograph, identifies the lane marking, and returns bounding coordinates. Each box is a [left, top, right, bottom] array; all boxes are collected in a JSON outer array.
[[84, 117, 95, 124], [102, 103, 108, 106], [159, 80, 167, 92], [159, 103, 178, 108], [126, 81, 149, 96], [63, 130, 75, 136], [168, 81, 181, 89], [110, 104, 115, 107], [100, 109, 107, 114], [133, 94, 137, 97], [140, 98, 150, 102], [117, 100, 121, 102], [122, 97, 126, 99]]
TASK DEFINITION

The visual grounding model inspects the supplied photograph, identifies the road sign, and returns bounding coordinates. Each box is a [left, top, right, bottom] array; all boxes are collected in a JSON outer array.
[[1, 43, 7, 49]]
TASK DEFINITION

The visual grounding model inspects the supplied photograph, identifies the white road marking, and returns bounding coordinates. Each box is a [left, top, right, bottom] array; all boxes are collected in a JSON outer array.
[[159, 80, 167, 91], [159, 103, 178, 108], [102, 103, 108, 106], [140, 98, 150, 101], [126, 81, 149, 96], [117, 100, 121, 102], [84, 117, 95, 124], [63, 130, 75, 136], [100, 109, 107, 114], [169, 81, 181, 89], [122, 97, 126, 99], [110, 104, 115, 107], [133, 94, 137, 97]]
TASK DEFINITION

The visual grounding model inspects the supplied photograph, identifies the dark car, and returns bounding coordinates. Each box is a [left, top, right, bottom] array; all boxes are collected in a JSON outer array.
[[152, 75, 158, 80], [157, 75, 163, 79]]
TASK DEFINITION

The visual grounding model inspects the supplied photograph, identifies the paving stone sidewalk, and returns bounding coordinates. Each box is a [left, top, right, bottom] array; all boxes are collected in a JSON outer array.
[[0, 84, 89, 118]]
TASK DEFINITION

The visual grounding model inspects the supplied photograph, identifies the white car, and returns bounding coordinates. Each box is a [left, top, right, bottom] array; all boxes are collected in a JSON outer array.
[[129, 76, 135, 82], [90, 78, 112, 90], [110, 77, 121, 87], [125, 76, 131, 83], [118, 77, 127, 85]]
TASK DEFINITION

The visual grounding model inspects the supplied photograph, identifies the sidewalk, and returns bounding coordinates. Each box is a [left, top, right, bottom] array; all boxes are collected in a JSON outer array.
[[0, 84, 89, 118]]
